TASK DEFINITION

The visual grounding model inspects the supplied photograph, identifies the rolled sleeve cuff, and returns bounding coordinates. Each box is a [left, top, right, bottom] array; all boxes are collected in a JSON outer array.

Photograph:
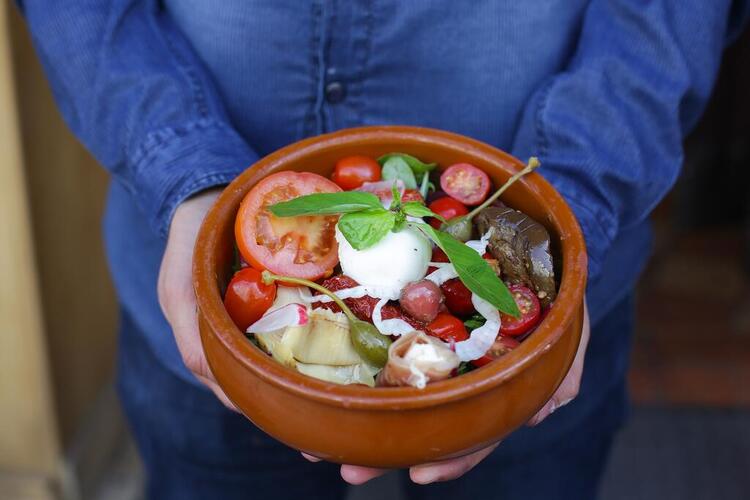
[[129, 119, 258, 238]]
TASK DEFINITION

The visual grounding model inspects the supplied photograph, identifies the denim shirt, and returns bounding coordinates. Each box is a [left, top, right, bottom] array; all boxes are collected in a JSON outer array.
[[19, 1, 749, 385]]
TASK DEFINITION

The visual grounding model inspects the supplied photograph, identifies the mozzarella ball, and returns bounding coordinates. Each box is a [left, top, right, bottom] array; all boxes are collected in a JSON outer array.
[[336, 226, 431, 289]]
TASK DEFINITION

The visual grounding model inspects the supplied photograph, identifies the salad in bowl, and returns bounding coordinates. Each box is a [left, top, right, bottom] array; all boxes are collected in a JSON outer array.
[[225, 153, 552, 389], [193, 126, 586, 467]]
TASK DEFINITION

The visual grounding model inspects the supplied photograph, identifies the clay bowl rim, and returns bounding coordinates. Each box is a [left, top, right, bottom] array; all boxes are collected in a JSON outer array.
[[193, 125, 587, 411]]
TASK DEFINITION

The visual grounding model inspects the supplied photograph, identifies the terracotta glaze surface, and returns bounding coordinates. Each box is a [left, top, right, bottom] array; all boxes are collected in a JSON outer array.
[[193, 126, 587, 467]]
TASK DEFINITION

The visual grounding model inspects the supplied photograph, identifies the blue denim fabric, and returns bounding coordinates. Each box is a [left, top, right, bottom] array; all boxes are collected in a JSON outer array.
[[16, 1, 750, 495], [118, 295, 633, 500]]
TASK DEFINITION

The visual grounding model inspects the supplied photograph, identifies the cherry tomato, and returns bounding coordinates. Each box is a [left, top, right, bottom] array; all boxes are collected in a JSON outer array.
[[428, 197, 468, 229], [402, 189, 425, 204], [331, 156, 381, 190], [426, 312, 469, 343], [235, 171, 341, 280], [471, 336, 520, 368], [223, 267, 277, 331], [441, 278, 475, 316], [432, 248, 449, 263], [500, 284, 541, 337], [440, 163, 491, 205]]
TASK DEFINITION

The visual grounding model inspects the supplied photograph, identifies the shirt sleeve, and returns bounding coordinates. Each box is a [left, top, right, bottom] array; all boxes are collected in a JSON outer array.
[[18, 0, 258, 237], [511, 0, 750, 281]]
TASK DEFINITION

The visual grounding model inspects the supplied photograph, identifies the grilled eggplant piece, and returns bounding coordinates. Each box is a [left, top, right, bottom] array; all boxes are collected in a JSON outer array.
[[476, 206, 556, 307]]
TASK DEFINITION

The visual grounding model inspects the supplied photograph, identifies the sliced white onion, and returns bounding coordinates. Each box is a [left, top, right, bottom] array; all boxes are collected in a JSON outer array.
[[308, 284, 401, 303], [424, 264, 458, 286], [465, 227, 495, 255], [372, 298, 419, 337], [453, 294, 501, 361], [247, 303, 308, 334], [269, 286, 313, 312]]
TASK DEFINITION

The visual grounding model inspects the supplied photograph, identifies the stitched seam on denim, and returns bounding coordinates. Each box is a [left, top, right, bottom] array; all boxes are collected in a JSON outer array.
[[305, 2, 323, 136], [352, 0, 374, 126]]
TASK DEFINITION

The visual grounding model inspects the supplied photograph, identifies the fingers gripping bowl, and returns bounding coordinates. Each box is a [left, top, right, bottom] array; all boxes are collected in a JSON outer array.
[[193, 126, 587, 467]]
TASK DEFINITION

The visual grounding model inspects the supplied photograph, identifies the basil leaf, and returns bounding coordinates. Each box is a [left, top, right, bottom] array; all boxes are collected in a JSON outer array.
[[338, 210, 396, 250], [389, 181, 402, 210], [402, 202, 445, 221], [412, 223, 520, 317], [378, 153, 437, 180], [267, 192, 382, 217], [464, 313, 486, 332], [381, 157, 418, 189], [419, 171, 431, 198]]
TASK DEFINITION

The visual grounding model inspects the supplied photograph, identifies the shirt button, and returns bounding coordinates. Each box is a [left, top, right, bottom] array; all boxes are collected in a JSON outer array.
[[325, 81, 346, 104]]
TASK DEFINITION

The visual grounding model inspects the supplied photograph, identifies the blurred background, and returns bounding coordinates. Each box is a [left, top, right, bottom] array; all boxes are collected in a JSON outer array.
[[0, 2, 748, 499]]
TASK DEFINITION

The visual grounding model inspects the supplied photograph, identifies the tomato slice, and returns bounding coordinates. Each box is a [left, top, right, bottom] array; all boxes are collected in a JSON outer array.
[[440, 163, 491, 205], [223, 267, 277, 331], [401, 189, 425, 204], [500, 284, 541, 337], [235, 172, 341, 280], [331, 156, 381, 190], [427, 197, 468, 229], [426, 312, 469, 343], [441, 278, 475, 316], [471, 336, 520, 367]]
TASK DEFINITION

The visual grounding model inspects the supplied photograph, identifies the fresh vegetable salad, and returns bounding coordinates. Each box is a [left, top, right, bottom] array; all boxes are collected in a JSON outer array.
[[224, 153, 557, 388]]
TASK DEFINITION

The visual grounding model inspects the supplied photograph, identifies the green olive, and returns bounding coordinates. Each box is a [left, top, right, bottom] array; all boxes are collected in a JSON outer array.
[[349, 320, 391, 368], [440, 217, 473, 242]]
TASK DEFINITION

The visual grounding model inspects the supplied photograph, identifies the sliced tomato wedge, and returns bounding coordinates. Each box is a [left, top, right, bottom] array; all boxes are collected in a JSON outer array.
[[440, 163, 491, 205], [471, 336, 520, 367], [235, 171, 341, 280], [500, 284, 541, 337]]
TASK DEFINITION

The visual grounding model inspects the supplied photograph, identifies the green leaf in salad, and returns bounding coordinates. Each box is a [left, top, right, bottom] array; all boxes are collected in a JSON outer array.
[[389, 181, 402, 210], [412, 222, 521, 318], [418, 170, 433, 198], [378, 152, 437, 182], [381, 156, 418, 190], [457, 361, 476, 375], [401, 202, 445, 221], [338, 209, 396, 250], [267, 192, 382, 217], [464, 313, 486, 332]]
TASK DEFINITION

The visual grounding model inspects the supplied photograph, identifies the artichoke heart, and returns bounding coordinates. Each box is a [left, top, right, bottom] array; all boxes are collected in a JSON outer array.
[[296, 362, 380, 387], [254, 308, 378, 385]]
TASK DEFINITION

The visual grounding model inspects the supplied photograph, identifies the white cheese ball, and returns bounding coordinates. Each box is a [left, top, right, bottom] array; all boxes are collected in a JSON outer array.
[[336, 225, 431, 289]]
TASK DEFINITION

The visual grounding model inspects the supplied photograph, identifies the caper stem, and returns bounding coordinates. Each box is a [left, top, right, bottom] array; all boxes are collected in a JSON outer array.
[[464, 157, 541, 221], [261, 271, 357, 323]]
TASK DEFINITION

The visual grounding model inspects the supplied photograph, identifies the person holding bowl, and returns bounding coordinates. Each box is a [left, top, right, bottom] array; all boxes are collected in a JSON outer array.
[[17, 1, 749, 499]]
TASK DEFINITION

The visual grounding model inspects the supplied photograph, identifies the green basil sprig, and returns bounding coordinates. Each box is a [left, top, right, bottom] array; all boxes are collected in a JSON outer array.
[[267, 192, 382, 216], [381, 156, 418, 189]]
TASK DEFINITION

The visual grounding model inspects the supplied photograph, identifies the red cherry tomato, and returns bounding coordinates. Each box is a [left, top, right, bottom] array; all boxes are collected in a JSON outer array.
[[426, 313, 469, 343], [441, 278, 475, 316], [428, 197, 468, 229], [431, 248, 450, 263], [331, 156, 381, 190], [500, 284, 541, 337], [440, 163, 491, 205], [401, 189, 425, 204], [471, 336, 520, 368], [235, 171, 341, 280], [223, 267, 277, 331]]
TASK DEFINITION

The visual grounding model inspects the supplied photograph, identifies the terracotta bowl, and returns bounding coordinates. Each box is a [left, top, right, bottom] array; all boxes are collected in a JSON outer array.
[[193, 126, 587, 468]]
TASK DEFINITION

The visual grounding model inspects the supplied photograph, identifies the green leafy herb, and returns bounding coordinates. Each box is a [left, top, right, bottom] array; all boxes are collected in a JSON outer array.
[[457, 361, 476, 375], [389, 181, 402, 210], [402, 202, 445, 221], [267, 192, 382, 217], [378, 152, 437, 182], [381, 156, 418, 189], [412, 222, 520, 317], [464, 313, 486, 332], [338, 209, 396, 250]]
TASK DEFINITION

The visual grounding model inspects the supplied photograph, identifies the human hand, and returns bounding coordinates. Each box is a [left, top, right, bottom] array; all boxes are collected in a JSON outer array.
[[310, 302, 590, 485], [157, 188, 237, 411]]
